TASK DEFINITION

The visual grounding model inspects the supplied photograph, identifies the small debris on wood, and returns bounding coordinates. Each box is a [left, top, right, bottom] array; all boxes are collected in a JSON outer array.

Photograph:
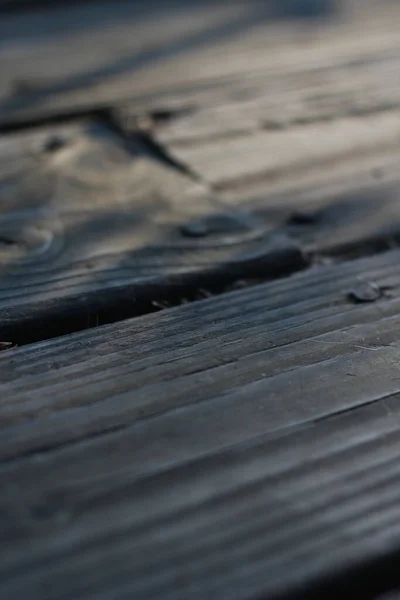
[[311, 255, 335, 267], [348, 281, 384, 303], [0, 342, 14, 352], [151, 300, 171, 310], [43, 134, 68, 153], [225, 278, 261, 292]]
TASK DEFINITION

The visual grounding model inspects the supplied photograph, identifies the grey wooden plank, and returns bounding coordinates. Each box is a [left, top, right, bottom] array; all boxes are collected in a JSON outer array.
[[0, 119, 309, 341], [138, 105, 400, 197], [1, 248, 400, 463], [5, 116, 400, 341], [119, 78, 400, 254], [4, 3, 400, 342], [0, 0, 398, 124], [108, 0, 400, 200], [2, 251, 400, 597], [2, 369, 400, 598]]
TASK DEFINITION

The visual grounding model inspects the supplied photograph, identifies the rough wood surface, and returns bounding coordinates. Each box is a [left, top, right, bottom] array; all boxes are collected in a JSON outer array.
[[4, 398, 400, 600], [0, 119, 311, 341], [2, 250, 400, 598], [3, 2, 400, 598], [3, 0, 400, 342], [5, 116, 400, 341], [0, 1, 399, 124], [2, 247, 400, 459], [142, 109, 400, 195]]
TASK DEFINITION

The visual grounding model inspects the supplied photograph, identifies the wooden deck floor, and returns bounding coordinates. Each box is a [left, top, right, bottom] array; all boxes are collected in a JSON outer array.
[[2, 1, 400, 598]]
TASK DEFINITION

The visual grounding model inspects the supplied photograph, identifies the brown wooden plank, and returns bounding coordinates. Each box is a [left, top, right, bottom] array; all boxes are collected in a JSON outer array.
[[3, 251, 400, 598], [0, 0, 399, 124]]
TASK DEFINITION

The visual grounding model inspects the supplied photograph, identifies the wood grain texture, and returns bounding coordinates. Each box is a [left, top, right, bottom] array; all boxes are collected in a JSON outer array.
[[0, 0, 399, 124], [4, 115, 400, 341], [108, 1, 400, 199], [0, 119, 310, 340], [3, 247, 400, 460], [127, 97, 400, 260], [4, 0, 400, 341], [4, 3, 400, 597], [3, 398, 400, 600], [144, 109, 400, 194], [2, 251, 400, 598]]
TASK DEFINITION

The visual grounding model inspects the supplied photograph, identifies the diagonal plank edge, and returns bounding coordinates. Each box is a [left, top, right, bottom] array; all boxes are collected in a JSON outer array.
[[4, 2, 400, 599], [1, 248, 400, 462], [2, 241, 400, 598], [0, 118, 309, 342], [4, 114, 400, 342]]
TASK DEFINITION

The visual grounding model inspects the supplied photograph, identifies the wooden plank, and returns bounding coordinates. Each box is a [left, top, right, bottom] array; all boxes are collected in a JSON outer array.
[[3, 398, 400, 600], [131, 102, 400, 197], [1, 248, 400, 461], [3, 2, 400, 342], [3, 251, 400, 597], [4, 3, 400, 598], [0, 0, 399, 124], [108, 0, 400, 199], [5, 116, 400, 341], [0, 119, 310, 341]]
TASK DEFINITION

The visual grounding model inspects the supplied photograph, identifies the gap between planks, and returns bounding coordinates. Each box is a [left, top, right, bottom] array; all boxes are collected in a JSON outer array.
[[4, 111, 400, 345], [2, 247, 400, 462], [2, 229, 400, 599]]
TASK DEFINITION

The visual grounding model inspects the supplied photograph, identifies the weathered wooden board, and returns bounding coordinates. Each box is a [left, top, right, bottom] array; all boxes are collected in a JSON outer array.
[[0, 0, 399, 124], [3, 2, 400, 599], [2, 250, 400, 598], [2, 117, 400, 342], [4, 116, 400, 341], [3, 0, 400, 343], [3, 246, 400, 458], [126, 100, 400, 197], [3, 398, 400, 600], [0, 119, 312, 341]]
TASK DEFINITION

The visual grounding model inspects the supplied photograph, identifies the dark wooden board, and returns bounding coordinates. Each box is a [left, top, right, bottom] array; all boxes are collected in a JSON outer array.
[[3, 3, 400, 597], [0, 0, 398, 124], [0, 119, 310, 341], [3, 398, 400, 600], [3, 0, 400, 342], [2, 250, 400, 598], [5, 116, 400, 340], [3, 246, 400, 460]]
